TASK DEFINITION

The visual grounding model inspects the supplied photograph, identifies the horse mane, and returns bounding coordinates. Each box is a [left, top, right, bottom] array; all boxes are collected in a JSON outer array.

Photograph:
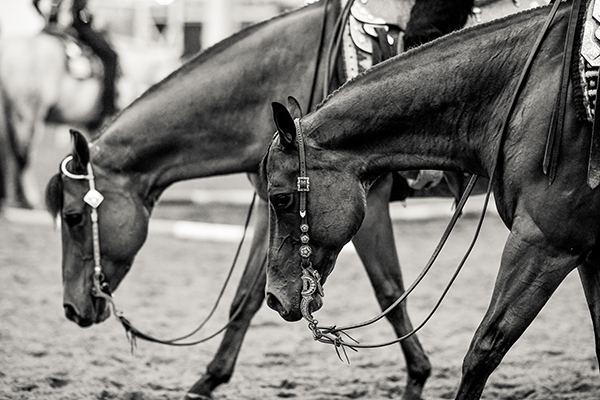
[[316, 3, 544, 111]]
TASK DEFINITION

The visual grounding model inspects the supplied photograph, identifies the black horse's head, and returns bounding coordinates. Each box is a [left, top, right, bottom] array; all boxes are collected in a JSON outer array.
[[263, 100, 367, 321], [46, 130, 150, 327]]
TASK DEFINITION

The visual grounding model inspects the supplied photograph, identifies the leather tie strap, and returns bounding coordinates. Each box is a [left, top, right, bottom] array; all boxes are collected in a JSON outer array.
[[544, 0, 585, 184]]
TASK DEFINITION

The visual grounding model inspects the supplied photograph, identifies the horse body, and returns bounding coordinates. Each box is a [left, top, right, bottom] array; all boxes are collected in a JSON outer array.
[[0, 32, 103, 208], [265, 4, 600, 399]]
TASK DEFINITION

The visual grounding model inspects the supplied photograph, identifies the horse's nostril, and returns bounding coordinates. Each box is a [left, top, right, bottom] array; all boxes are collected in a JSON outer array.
[[63, 304, 94, 327], [266, 292, 286, 316], [64, 304, 77, 321]]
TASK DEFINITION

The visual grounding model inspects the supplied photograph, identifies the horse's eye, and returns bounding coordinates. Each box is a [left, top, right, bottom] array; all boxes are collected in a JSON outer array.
[[271, 193, 293, 209], [63, 213, 83, 228]]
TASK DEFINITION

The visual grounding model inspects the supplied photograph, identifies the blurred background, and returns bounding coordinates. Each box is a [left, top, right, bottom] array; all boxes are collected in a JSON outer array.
[[0, 0, 307, 51], [1, 0, 488, 228], [0, 0, 311, 226]]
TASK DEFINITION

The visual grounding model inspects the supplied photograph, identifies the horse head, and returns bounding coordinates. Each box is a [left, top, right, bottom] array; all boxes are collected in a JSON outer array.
[[264, 100, 367, 321], [45, 130, 150, 327]]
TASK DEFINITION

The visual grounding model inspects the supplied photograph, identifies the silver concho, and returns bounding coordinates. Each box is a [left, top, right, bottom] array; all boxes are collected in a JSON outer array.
[[299, 245, 312, 258]]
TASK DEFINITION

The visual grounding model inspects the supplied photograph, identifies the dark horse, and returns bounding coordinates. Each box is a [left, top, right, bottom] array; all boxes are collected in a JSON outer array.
[[264, 2, 600, 399], [44, 1, 506, 399], [0, 32, 106, 209]]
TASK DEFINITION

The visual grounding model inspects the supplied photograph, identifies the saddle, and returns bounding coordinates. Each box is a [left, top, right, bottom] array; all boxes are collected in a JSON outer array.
[[340, 0, 467, 198], [340, 0, 413, 79], [43, 27, 103, 81]]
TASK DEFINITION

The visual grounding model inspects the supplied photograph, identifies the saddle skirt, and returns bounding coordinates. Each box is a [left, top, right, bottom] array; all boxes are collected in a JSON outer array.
[[341, 0, 413, 78], [579, 0, 600, 122]]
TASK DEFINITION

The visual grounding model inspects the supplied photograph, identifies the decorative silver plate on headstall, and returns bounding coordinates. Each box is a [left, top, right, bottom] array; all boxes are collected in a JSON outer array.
[[582, 0, 600, 67]]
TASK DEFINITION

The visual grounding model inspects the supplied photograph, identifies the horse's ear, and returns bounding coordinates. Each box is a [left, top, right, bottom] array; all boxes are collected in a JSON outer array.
[[272, 102, 296, 150], [69, 129, 89, 173], [287, 96, 303, 119]]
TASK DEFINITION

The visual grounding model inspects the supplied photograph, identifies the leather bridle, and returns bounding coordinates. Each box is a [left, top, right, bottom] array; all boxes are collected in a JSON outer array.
[[60, 156, 115, 307], [293, 118, 325, 337]]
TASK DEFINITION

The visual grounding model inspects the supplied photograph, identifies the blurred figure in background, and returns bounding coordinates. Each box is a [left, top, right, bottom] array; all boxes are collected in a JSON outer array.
[[404, 0, 475, 49], [33, 0, 118, 116]]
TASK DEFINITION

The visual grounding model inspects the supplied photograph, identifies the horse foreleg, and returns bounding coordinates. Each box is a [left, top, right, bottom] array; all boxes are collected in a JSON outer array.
[[577, 249, 600, 365], [455, 221, 578, 400], [352, 173, 431, 400], [2, 142, 30, 209], [3, 103, 44, 208], [185, 197, 268, 400]]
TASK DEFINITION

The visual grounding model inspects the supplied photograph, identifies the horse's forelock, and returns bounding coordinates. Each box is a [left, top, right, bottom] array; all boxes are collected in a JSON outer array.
[[45, 174, 63, 219]]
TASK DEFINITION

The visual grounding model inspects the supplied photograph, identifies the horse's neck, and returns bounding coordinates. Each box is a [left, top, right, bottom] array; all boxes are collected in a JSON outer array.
[[90, 3, 330, 203], [305, 5, 566, 178]]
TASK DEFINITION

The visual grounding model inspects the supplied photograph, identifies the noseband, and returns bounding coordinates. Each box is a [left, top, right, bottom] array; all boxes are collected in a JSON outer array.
[[60, 156, 116, 307]]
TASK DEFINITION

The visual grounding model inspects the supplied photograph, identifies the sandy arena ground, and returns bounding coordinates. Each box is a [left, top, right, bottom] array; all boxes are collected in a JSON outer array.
[[2, 203, 600, 399]]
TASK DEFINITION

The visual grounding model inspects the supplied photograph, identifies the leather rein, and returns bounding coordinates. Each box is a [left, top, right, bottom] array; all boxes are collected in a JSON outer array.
[[291, 0, 570, 361]]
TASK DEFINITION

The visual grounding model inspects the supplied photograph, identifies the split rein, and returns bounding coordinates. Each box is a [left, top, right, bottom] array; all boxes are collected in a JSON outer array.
[[60, 156, 261, 350], [291, 0, 567, 362]]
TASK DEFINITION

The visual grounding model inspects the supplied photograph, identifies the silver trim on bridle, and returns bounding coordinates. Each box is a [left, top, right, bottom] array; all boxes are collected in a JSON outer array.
[[60, 156, 119, 310]]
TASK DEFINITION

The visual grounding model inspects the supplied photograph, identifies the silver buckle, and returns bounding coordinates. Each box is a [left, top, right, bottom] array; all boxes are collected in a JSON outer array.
[[297, 176, 310, 192]]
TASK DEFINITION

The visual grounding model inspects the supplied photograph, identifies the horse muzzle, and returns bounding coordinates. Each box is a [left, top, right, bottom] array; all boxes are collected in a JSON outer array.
[[63, 296, 111, 327], [266, 286, 323, 322]]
